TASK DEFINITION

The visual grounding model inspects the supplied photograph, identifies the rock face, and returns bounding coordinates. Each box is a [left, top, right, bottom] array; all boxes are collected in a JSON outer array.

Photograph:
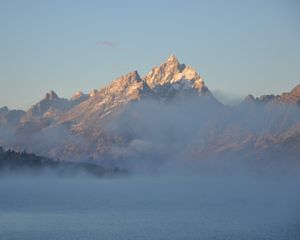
[[70, 91, 89, 104], [0, 55, 300, 169], [0, 108, 25, 125], [281, 84, 300, 104], [144, 55, 209, 96], [22, 91, 70, 121], [22, 90, 89, 122], [243, 84, 300, 105], [71, 91, 85, 101]]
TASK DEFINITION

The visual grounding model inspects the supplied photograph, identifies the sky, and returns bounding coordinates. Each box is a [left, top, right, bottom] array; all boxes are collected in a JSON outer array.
[[0, 0, 299, 109]]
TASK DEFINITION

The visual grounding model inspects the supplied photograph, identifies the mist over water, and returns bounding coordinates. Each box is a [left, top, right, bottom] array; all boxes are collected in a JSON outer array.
[[1, 170, 300, 240], [1, 76, 300, 240], [1, 95, 300, 240]]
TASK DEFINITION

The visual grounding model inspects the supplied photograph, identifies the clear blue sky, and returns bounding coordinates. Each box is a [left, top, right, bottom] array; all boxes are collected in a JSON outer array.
[[0, 0, 299, 109]]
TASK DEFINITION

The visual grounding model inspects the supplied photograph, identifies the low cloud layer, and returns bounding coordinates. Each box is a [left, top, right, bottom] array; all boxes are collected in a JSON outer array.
[[212, 89, 245, 106]]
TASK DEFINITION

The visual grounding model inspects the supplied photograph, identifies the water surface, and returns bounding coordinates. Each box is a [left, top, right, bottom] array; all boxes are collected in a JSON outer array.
[[0, 174, 299, 240]]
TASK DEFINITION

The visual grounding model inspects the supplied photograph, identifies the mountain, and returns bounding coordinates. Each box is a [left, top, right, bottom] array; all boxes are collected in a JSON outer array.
[[22, 90, 88, 122], [282, 84, 300, 104], [0, 106, 25, 124], [143, 55, 210, 98], [0, 106, 9, 115], [0, 55, 299, 170], [244, 84, 300, 105], [58, 56, 213, 132]]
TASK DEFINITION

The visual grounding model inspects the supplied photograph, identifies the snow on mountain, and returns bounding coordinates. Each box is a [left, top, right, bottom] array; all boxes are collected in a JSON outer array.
[[57, 56, 215, 138], [144, 55, 209, 96], [58, 70, 151, 125], [0, 55, 299, 169], [71, 91, 87, 101]]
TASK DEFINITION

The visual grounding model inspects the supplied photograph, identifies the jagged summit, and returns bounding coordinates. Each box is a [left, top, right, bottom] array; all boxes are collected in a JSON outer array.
[[71, 91, 87, 101], [104, 70, 142, 93], [44, 90, 59, 101], [143, 55, 208, 95], [243, 84, 300, 105], [291, 84, 300, 93], [89, 89, 99, 97], [244, 94, 255, 102], [99, 70, 148, 101], [23, 90, 70, 120], [119, 70, 142, 84], [71, 91, 84, 100], [60, 70, 149, 125], [281, 84, 300, 104], [1, 55, 300, 165], [166, 54, 179, 64]]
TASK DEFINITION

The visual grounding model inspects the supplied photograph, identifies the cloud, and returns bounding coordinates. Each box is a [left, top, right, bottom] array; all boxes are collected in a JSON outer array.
[[96, 40, 117, 48], [212, 89, 245, 106]]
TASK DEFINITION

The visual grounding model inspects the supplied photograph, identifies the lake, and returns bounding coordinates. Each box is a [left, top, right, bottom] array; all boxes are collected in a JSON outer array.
[[0, 173, 299, 240]]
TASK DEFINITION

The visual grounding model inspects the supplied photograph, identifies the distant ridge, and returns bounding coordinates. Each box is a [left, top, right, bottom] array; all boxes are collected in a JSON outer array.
[[0, 55, 299, 170]]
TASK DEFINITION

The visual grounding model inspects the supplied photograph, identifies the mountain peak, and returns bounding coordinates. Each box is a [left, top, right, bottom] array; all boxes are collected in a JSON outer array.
[[44, 90, 59, 101], [244, 94, 255, 102], [242, 84, 300, 106], [290, 84, 300, 97], [111, 70, 142, 87], [143, 56, 207, 94], [101, 70, 143, 97], [166, 54, 179, 64], [89, 89, 99, 97], [71, 91, 85, 101], [125, 70, 142, 82], [281, 84, 300, 104]]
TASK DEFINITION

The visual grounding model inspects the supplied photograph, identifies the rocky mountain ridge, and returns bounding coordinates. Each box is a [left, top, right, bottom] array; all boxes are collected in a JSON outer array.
[[0, 55, 299, 169], [244, 84, 300, 105]]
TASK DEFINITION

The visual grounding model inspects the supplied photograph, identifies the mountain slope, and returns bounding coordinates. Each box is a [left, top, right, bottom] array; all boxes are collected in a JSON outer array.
[[22, 90, 89, 122], [0, 55, 299, 170], [244, 84, 300, 105]]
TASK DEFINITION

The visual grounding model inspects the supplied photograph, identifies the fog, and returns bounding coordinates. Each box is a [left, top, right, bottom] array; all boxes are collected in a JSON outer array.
[[0, 172, 300, 240], [2, 92, 300, 172], [212, 89, 244, 106], [1, 94, 300, 239], [97, 96, 300, 172]]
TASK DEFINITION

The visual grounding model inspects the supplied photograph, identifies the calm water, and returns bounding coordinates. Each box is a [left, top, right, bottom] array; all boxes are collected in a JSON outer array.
[[0, 174, 299, 240]]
